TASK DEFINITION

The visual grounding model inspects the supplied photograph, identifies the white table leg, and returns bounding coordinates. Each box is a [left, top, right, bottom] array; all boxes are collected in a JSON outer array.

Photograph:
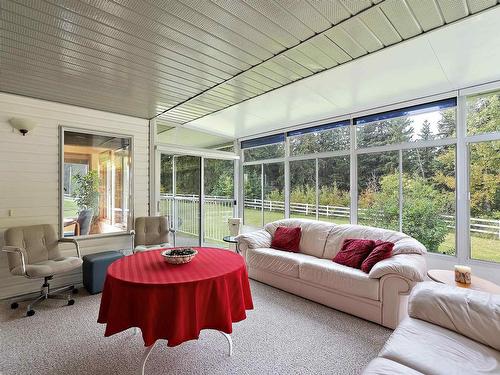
[[219, 332, 233, 356], [140, 342, 156, 375]]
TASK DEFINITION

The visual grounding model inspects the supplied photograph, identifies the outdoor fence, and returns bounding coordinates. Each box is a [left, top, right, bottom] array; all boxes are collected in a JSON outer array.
[[159, 195, 500, 241]]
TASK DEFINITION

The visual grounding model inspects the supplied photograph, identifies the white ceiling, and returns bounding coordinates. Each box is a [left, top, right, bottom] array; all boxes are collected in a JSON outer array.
[[186, 5, 500, 138]]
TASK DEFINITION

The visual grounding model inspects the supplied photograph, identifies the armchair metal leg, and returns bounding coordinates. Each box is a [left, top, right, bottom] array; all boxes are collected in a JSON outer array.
[[9, 277, 76, 317]]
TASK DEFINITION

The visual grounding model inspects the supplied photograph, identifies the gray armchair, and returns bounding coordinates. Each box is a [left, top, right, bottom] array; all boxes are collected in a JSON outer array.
[[132, 216, 175, 253], [3, 224, 83, 316]]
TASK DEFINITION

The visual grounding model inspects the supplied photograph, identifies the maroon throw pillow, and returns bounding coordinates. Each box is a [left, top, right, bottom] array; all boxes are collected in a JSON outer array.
[[271, 226, 301, 253], [361, 240, 394, 273], [333, 239, 375, 269]]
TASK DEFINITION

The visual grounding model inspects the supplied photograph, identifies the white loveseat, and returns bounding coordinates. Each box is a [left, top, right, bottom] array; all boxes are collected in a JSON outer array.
[[363, 282, 500, 374], [236, 219, 427, 329]]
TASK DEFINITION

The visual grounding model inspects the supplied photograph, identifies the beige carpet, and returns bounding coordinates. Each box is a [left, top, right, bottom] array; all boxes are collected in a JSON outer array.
[[0, 280, 390, 375]]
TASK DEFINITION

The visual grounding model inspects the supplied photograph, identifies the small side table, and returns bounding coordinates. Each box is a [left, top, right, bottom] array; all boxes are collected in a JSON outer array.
[[223, 236, 240, 254], [427, 269, 500, 294]]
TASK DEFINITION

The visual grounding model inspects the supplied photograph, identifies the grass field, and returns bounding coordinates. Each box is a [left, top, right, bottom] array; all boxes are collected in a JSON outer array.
[[63, 197, 79, 218]]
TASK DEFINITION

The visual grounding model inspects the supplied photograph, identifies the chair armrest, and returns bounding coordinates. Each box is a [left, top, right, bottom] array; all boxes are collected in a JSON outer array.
[[368, 254, 427, 282], [2, 246, 27, 276], [58, 238, 81, 258], [409, 281, 500, 351]]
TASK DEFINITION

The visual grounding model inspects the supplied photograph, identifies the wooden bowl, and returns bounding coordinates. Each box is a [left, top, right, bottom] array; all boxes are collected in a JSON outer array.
[[161, 248, 197, 264]]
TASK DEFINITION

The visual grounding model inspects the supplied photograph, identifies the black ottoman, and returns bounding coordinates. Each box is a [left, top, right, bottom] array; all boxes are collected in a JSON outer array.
[[83, 251, 124, 294]]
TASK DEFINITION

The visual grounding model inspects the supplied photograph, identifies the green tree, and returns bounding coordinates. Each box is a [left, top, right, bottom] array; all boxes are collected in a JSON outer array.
[[73, 170, 99, 214]]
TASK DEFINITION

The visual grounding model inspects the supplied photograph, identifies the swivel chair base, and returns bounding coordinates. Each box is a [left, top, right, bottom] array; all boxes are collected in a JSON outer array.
[[10, 276, 77, 316]]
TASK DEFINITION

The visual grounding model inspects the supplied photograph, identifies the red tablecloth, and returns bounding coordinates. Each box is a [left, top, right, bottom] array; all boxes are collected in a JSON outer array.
[[97, 248, 253, 347]]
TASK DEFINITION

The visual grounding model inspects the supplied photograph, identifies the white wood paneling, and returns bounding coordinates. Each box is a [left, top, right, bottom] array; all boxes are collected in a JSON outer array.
[[0, 92, 149, 299]]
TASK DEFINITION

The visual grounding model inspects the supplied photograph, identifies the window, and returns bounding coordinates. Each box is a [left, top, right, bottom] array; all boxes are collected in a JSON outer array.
[[355, 98, 457, 148], [357, 151, 399, 231], [241, 134, 285, 162], [469, 140, 500, 262], [402, 146, 456, 255], [288, 121, 350, 156], [318, 156, 350, 224], [243, 164, 262, 229], [289, 159, 316, 219], [467, 90, 500, 135], [263, 163, 285, 224], [62, 130, 132, 237]]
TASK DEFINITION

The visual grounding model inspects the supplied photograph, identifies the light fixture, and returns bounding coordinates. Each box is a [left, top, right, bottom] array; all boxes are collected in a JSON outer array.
[[8, 117, 37, 136]]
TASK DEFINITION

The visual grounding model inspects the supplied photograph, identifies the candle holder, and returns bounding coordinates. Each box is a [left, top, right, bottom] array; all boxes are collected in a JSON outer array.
[[454, 265, 471, 284]]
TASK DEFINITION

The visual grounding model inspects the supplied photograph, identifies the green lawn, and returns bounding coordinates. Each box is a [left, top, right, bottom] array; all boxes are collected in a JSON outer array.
[[64, 197, 79, 218]]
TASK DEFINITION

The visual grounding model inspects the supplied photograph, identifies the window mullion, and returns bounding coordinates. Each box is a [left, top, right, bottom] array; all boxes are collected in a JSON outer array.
[[456, 95, 469, 262]]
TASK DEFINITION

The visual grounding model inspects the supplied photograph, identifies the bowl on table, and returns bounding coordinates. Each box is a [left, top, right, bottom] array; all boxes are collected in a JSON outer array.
[[161, 248, 198, 264]]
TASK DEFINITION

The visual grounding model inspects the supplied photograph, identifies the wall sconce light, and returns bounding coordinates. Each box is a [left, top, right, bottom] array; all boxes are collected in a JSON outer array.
[[8, 117, 37, 136]]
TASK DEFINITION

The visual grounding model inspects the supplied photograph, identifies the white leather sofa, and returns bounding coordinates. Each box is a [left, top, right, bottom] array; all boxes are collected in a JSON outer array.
[[236, 219, 427, 329], [363, 282, 500, 374]]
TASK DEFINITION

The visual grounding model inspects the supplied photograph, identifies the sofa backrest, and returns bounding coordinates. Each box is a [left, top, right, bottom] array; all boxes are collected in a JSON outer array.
[[264, 219, 335, 258], [322, 224, 426, 260]]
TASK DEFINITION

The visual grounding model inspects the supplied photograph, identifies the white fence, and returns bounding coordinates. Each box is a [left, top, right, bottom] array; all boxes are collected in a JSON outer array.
[[160, 194, 234, 242], [160, 195, 500, 240]]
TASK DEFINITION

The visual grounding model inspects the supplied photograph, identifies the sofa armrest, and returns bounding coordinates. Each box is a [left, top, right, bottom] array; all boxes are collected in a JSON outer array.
[[369, 254, 427, 282], [409, 281, 500, 351], [236, 230, 272, 257]]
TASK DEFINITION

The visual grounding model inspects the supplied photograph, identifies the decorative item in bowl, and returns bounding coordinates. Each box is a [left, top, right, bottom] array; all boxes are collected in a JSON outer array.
[[161, 248, 198, 264]]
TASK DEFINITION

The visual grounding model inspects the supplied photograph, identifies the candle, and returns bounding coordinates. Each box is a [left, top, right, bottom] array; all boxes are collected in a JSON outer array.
[[454, 265, 472, 284]]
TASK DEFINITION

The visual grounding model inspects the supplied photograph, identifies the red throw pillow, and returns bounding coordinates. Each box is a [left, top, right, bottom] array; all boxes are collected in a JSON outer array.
[[361, 240, 394, 273], [333, 239, 375, 269], [271, 226, 301, 253]]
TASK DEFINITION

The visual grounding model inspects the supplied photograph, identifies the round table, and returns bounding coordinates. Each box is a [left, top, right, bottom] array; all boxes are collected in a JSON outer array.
[[428, 269, 500, 294], [98, 247, 253, 374], [223, 236, 240, 254]]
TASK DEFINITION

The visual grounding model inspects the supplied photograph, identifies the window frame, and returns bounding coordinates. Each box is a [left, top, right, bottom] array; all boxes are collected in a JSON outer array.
[[240, 86, 500, 265], [59, 126, 134, 239]]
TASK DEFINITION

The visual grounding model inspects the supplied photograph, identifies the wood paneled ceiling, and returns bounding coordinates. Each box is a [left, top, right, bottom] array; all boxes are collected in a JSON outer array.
[[1, 0, 499, 123]]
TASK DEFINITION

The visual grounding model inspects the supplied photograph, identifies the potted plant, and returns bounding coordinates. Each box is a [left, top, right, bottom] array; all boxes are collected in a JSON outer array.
[[73, 170, 100, 235]]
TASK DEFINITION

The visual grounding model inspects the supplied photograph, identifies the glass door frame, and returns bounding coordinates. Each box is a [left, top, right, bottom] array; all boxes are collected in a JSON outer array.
[[153, 145, 240, 247]]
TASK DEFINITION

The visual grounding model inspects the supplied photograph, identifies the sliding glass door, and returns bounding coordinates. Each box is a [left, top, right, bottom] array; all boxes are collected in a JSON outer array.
[[159, 151, 236, 247]]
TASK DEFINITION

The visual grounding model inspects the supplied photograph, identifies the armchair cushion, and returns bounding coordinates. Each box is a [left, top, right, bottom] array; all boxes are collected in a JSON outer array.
[[368, 254, 426, 281], [12, 257, 83, 278], [134, 216, 170, 246], [134, 243, 172, 253], [409, 282, 500, 351]]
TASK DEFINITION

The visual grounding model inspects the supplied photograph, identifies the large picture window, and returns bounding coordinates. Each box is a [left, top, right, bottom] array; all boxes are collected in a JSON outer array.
[[62, 130, 132, 237], [240, 90, 500, 264]]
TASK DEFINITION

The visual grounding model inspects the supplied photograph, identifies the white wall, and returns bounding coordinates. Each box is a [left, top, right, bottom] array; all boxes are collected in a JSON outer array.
[[0, 93, 149, 299]]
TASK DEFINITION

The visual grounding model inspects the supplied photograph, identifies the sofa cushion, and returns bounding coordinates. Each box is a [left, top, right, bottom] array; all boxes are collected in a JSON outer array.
[[246, 247, 318, 278], [265, 219, 335, 258], [333, 239, 375, 269], [361, 240, 394, 273], [363, 358, 424, 375], [271, 226, 301, 252], [323, 224, 426, 260], [379, 317, 500, 375], [299, 258, 380, 300], [409, 282, 500, 351]]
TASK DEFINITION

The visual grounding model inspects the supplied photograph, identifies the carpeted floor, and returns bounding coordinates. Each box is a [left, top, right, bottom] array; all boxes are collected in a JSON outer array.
[[0, 281, 391, 375]]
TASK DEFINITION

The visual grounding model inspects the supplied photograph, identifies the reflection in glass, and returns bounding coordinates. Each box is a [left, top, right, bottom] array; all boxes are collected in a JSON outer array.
[[63, 131, 131, 237]]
